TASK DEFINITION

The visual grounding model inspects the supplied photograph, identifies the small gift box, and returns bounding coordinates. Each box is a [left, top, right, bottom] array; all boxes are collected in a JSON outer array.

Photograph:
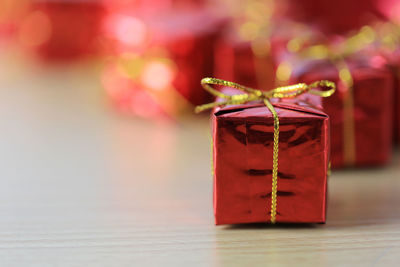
[[196, 78, 335, 225], [286, 53, 394, 167], [19, 0, 105, 61], [102, 9, 226, 118]]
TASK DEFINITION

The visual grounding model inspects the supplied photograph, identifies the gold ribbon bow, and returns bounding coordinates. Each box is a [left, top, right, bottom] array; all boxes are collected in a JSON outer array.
[[196, 78, 336, 223]]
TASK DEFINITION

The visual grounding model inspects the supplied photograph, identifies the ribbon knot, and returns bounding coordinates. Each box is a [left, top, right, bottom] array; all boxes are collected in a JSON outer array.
[[196, 78, 336, 223]]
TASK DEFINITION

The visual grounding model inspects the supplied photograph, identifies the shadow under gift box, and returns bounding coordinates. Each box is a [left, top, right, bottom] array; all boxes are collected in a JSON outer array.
[[102, 9, 226, 118], [212, 88, 330, 225], [19, 0, 105, 61], [289, 55, 394, 168]]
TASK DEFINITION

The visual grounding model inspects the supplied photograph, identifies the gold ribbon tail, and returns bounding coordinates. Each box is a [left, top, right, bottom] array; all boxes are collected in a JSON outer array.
[[336, 59, 356, 166], [264, 99, 279, 223]]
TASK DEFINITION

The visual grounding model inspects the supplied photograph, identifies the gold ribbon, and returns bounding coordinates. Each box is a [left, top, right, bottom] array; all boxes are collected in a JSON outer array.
[[336, 59, 356, 166], [196, 78, 336, 223]]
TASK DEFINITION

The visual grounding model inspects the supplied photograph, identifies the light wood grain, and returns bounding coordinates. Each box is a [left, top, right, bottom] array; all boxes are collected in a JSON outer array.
[[0, 49, 399, 267]]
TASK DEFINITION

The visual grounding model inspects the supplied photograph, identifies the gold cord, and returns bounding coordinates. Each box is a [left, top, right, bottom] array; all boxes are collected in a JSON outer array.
[[264, 99, 279, 223], [336, 59, 356, 166]]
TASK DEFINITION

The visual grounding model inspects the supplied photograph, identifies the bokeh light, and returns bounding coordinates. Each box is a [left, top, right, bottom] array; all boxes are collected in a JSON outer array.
[[19, 10, 52, 47]]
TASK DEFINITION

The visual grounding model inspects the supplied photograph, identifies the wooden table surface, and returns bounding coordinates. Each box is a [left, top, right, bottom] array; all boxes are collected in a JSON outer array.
[[1, 50, 400, 266]]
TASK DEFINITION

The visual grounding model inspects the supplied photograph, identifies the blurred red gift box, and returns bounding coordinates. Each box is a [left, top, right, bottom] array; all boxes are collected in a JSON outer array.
[[284, 51, 394, 168], [18, 0, 105, 61], [284, 0, 385, 34], [101, 8, 227, 119], [0, 0, 29, 41], [103, 0, 208, 13]]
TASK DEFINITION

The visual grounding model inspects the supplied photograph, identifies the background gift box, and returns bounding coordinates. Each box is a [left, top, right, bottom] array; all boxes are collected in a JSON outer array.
[[102, 8, 227, 118], [288, 54, 394, 168], [18, 0, 105, 61], [214, 29, 274, 90]]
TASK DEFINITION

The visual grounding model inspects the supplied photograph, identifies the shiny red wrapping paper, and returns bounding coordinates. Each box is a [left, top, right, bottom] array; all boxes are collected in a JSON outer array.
[[21, 0, 105, 61], [213, 89, 330, 225], [288, 55, 393, 167], [103, 9, 226, 118]]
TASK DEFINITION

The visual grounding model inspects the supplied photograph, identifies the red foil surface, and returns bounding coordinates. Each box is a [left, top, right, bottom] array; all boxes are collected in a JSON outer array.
[[289, 55, 394, 167], [21, 0, 105, 61], [212, 89, 330, 225]]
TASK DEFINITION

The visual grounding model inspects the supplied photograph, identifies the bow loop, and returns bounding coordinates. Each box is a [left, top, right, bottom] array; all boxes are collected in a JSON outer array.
[[307, 80, 337, 97], [268, 83, 309, 98]]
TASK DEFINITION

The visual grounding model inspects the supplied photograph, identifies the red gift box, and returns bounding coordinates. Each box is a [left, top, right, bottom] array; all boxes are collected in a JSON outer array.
[[288, 54, 394, 167], [102, 59, 191, 119], [284, 0, 383, 34], [19, 0, 105, 61], [215, 31, 274, 90], [212, 88, 330, 225], [102, 9, 226, 118], [0, 0, 29, 41], [214, 20, 319, 91], [213, 0, 277, 90]]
